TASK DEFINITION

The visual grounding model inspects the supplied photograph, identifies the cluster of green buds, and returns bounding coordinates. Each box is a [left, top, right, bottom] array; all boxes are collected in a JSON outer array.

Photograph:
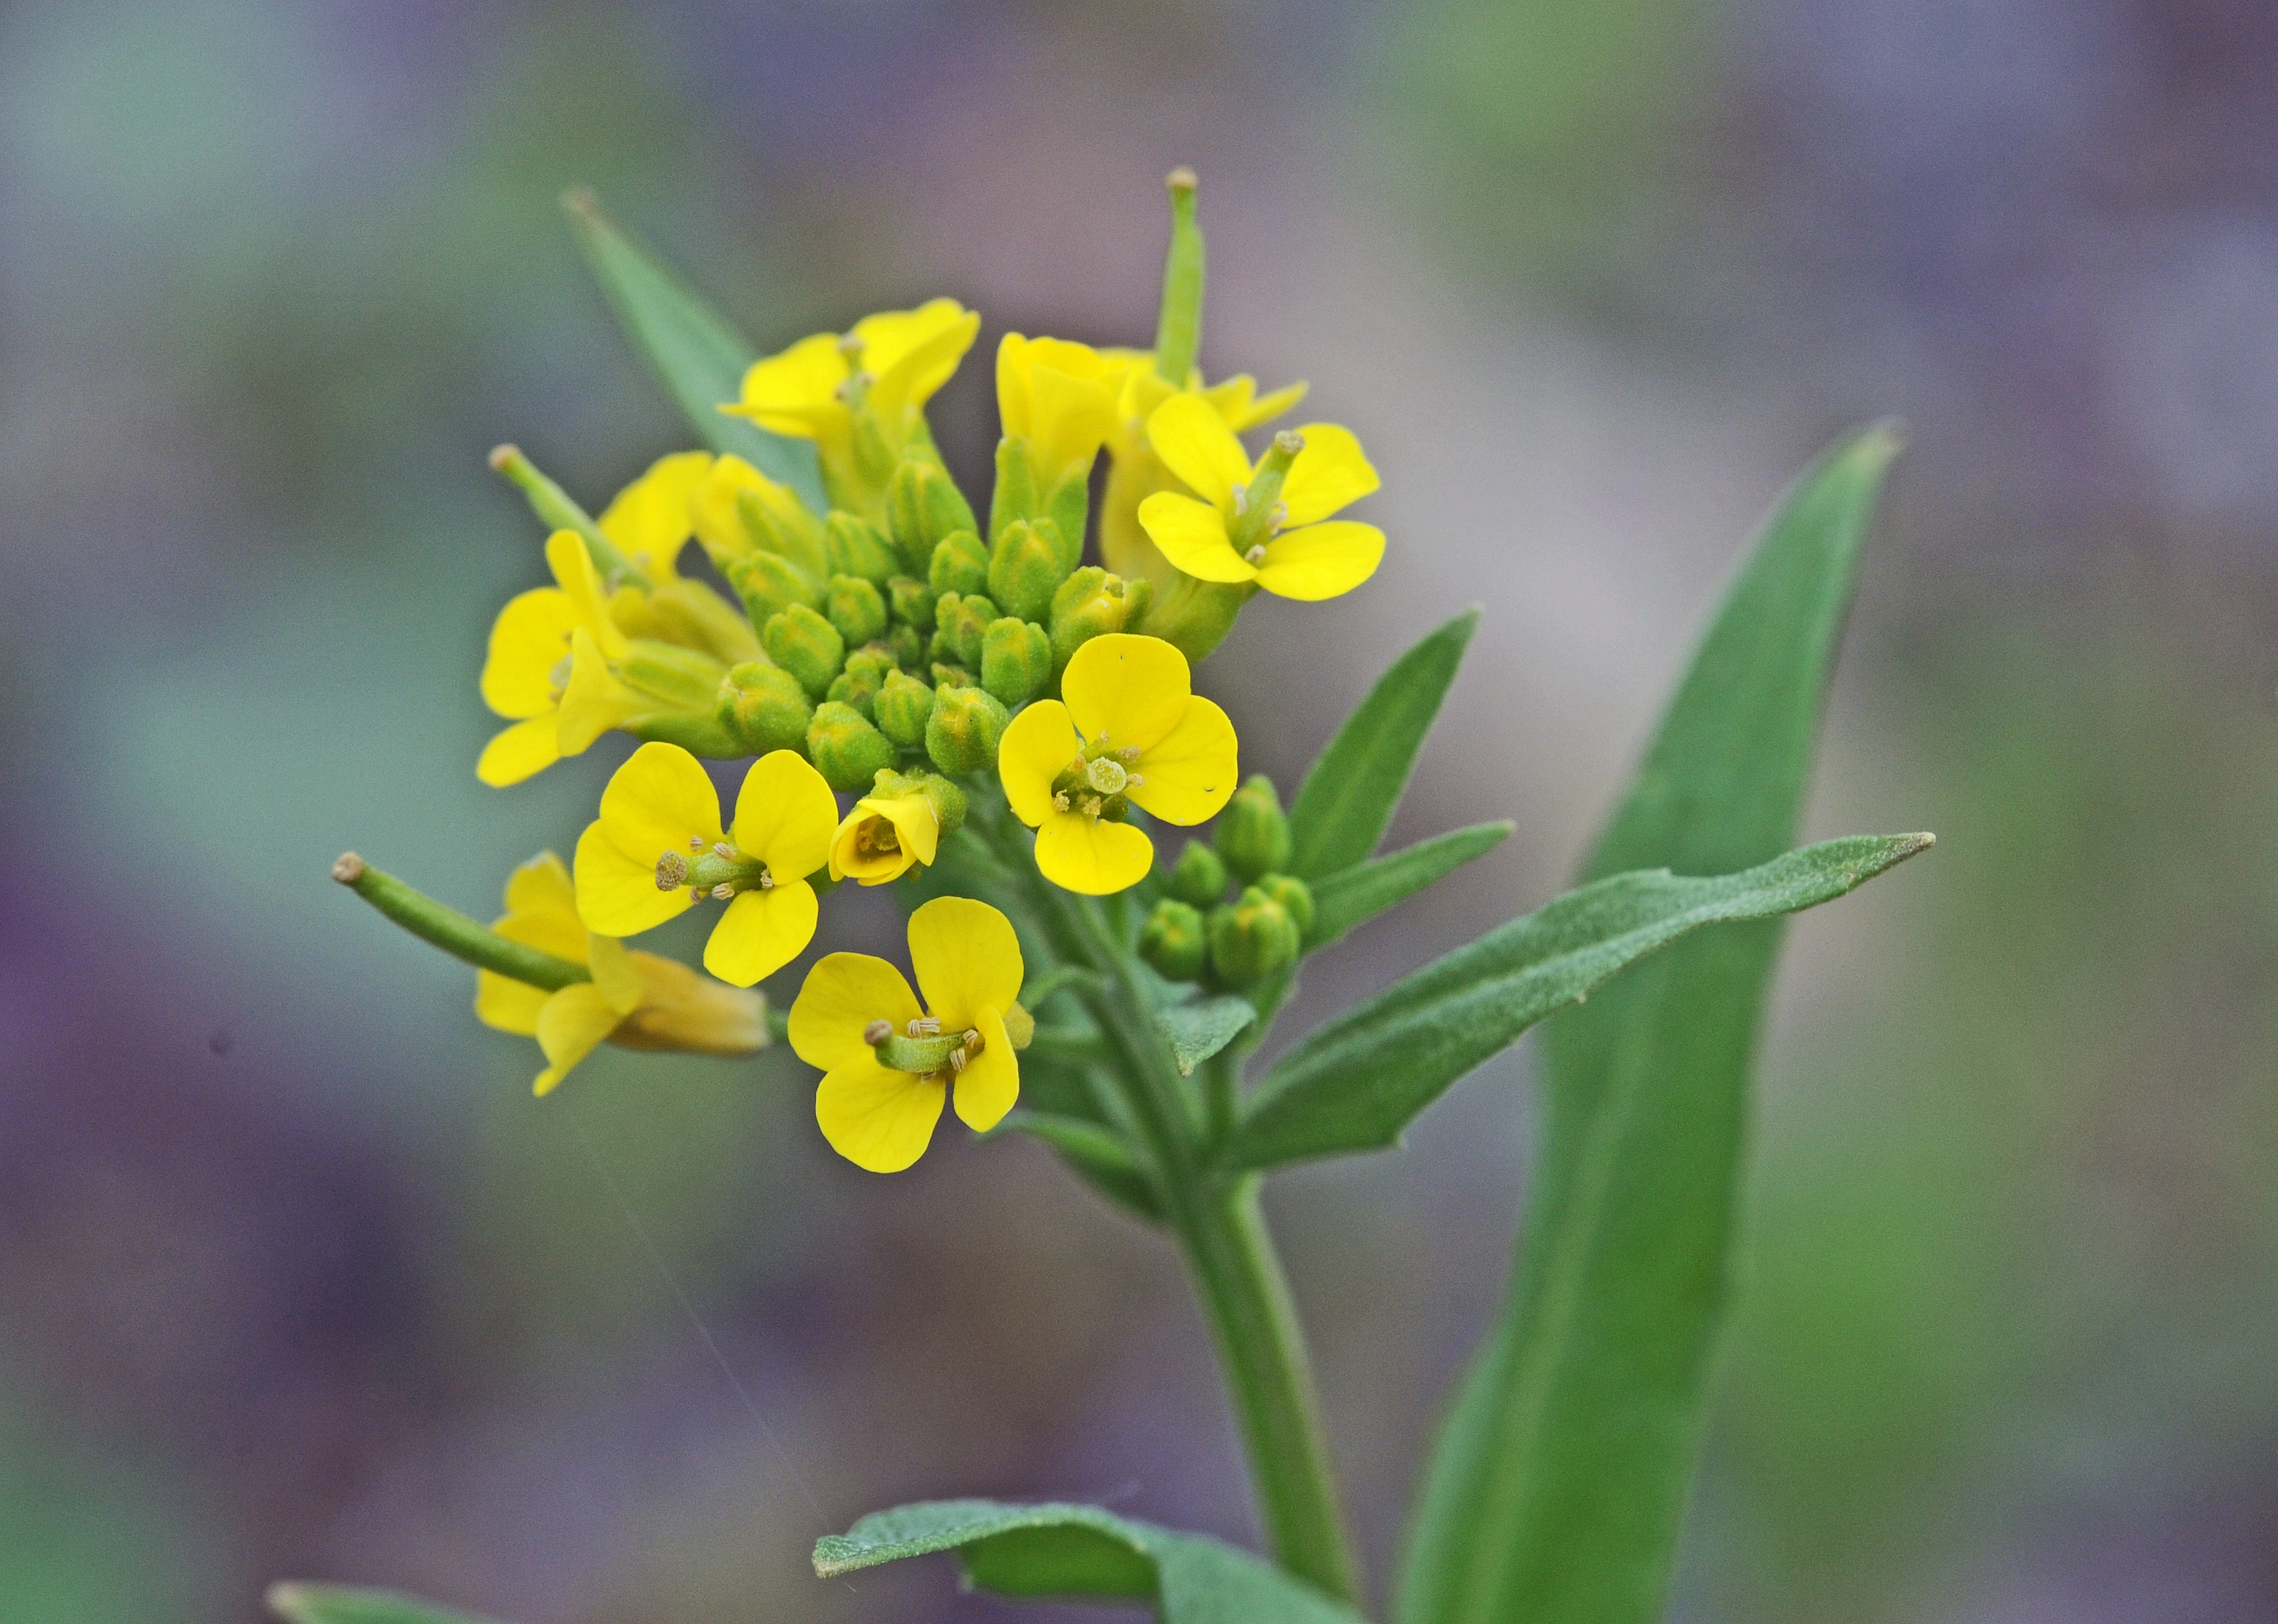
[[1140, 776, 1314, 989]]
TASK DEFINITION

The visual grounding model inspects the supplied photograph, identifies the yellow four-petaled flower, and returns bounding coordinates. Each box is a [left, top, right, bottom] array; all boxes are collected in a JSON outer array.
[[828, 790, 940, 887]]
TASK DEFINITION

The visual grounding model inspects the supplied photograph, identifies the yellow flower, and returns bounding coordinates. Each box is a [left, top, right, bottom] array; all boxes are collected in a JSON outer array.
[[573, 744, 839, 986], [1135, 394, 1384, 600], [723, 299, 981, 504], [476, 531, 632, 786], [476, 853, 770, 1096], [996, 333, 1121, 491], [828, 790, 939, 887], [997, 634, 1238, 895], [596, 451, 712, 582], [789, 897, 1025, 1173]]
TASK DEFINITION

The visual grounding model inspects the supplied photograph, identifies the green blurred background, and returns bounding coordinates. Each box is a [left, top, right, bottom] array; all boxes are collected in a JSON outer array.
[[3, 1, 2273, 1619]]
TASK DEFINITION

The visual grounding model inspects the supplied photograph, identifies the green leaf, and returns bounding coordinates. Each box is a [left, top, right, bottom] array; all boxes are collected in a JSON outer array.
[[1225, 833, 1928, 1172], [267, 1583, 506, 1624], [1156, 995, 1259, 1076], [814, 1499, 1366, 1623], [1395, 424, 1904, 1624], [562, 188, 828, 514], [1287, 609, 1478, 879], [1305, 822, 1513, 950], [998, 1111, 1162, 1223]]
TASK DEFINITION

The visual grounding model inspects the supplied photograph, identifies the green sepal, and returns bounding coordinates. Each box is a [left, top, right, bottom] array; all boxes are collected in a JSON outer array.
[[617, 639, 728, 712], [882, 622, 924, 672], [887, 574, 937, 631], [1049, 566, 1152, 677], [886, 457, 979, 576], [1139, 573, 1251, 664], [725, 550, 820, 626], [1255, 874, 1315, 939], [987, 435, 1037, 542], [928, 529, 990, 599], [981, 618, 1053, 706], [736, 485, 831, 582], [935, 592, 998, 668], [825, 646, 897, 721]]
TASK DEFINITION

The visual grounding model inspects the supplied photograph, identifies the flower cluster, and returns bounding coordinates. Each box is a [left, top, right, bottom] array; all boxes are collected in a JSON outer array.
[[369, 174, 1390, 1172]]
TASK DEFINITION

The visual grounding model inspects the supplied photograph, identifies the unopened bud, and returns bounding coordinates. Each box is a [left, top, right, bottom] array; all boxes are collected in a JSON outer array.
[[934, 592, 998, 669], [726, 550, 821, 625], [716, 662, 813, 754], [807, 700, 897, 792], [981, 618, 1052, 707], [1215, 775, 1292, 883], [931, 662, 976, 689], [886, 575, 937, 632], [925, 683, 1011, 777], [824, 573, 888, 647], [882, 622, 924, 672], [874, 670, 937, 746], [1049, 567, 1154, 675], [824, 511, 899, 585], [1208, 885, 1300, 988], [986, 518, 1067, 624], [825, 646, 898, 721], [735, 485, 832, 581], [1166, 840, 1229, 907], [763, 604, 847, 700], [1139, 898, 1208, 983], [886, 458, 980, 576], [928, 530, 990, 599], [1255, 872, 1316, 941]]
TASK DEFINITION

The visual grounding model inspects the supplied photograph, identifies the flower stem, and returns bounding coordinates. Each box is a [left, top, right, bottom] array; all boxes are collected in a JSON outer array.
[[331, 853, 589, 991]]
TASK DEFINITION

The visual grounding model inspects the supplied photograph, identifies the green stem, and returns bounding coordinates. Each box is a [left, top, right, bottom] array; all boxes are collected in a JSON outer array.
[[1153, 167, 1206, 386], [332, 854, 589, 990], [488, 443, 650, 585]]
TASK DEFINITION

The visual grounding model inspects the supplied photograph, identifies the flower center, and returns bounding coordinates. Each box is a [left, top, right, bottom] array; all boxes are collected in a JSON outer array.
[[1049, 739, 1147, 823], [657, 842, 773, 901], [1085, 757, 1128, 796], [853, 817, 901, 860], [866, 1017, 983, 1078]]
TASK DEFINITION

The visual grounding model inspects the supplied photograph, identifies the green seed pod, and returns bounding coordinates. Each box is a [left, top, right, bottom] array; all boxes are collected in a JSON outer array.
[[928, 530, 990, 599], [1255, 872, 1316, 941], [882, 622, 924, 672], [986, 518, 1065, 624], [824, 573, 888, 648], [825, 646, 897, 721], [1208, 886, 1301, 989], [935, 593, 998, 669], [1139, 899, 1209, 983], [715, 661, 813, 755], [1049, 566, 1154, 675], [1166, 840, 1230, 908], [726, 550, 821, 626], [807, 700, 897, 792], [886, 458, 980, 577], [925, 683, 1011, 776], [886, 575, 937, 632], [980, 617, 1053, 707], [824, 511, 899, 585], [1215, 774, 1292, 884], [762, 603, 846, 701], [874, 669, 937, 746]]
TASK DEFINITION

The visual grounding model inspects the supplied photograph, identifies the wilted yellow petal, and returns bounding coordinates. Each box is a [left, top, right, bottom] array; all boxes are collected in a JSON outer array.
[[1255, 521, 1385, 602], [702, 880, 819, 987], [1129, 697, 1240, 825], [615, 954, 771, 1057], [908, 897, 1023, 1031], [789, 952, 922, 1072], [1034, 812, 1154, 895], [1061, 634, 1192, 755], [816, 1058, 945, 1173]]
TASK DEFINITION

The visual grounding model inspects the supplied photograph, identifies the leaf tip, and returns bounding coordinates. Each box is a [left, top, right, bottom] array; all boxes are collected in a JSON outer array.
[[560, 183, 600, 221], [812, 1536, 859, 1577]]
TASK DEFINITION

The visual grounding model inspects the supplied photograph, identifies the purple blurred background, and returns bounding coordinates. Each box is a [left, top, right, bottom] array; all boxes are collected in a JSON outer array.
[[3, 1, 2275, 1619]]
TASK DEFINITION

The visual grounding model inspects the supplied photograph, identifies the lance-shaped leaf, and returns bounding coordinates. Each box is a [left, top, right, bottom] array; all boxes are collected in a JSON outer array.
[[814, 1499, 1366, 1623], [1224, 834, 1928, 1171], [1305, 822, 1513, 950], [1288, 609, 1477, 879], [1395, 424, 1904, 1624], [268, 1583, 506, 1624], [563, 188, 829, 514], [1157, 995, 1259, 1076]]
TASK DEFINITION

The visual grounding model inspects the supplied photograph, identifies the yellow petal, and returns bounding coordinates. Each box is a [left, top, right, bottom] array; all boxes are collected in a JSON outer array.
[[600, 451, 711, 581], [870, 793, 940, 867], [1130, 697, 1240, 825], [734, 331, 849, 438], [584, 933, 645, 1015], [1255, 521, 1385, 602], [690, 454, 769, 559], [533, 983, 624, 1097], [1227, 378, 1309, 431], [600, 741, 725, 863], [908, 897, 1023, 1030], [828, 807, 916, 886], [493, 853, 586, 960], [816, 1057, 945, 1173], [475, 970, 549, 1036], [789, 952, 921, 1072], [477, 714, 562, 787], [951, 1006, 1019, 1131], [544, 531, 629, 659], [870, 310, 982, 424], [480, 588, 578, 718], [997, 700, 1080, 828], [616, 953, 771, 1056], [574, 819, 693, 939], [1279, 424, 1380, 527], [702, 881, 819, 987], [556, 629, 650, 755], [1034, 813, 1154, 895], [1138, 492, 1254, 584], [1061, 633, 1192, 754], [1146, 392, 1250, 510], [728, 750, 840, 881]]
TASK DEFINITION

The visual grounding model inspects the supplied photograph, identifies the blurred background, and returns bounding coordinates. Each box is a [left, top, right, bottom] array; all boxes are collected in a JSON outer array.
[[3, 0, 2275, 1619]]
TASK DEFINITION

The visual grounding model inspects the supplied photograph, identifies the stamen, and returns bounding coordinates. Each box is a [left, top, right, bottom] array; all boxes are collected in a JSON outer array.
[[713, 842, 735, 859], [863, 1019, 893, 1046], [1118, 746, 1141, 762], [1128, 773, 1147, 788], [690, 887, 705, 903], [1053, 792, 1070, 812], [1274, 428, 1306, 455], [1232, 482, 1249, 517], [548, 654, 573, 696], [710, 883, 734, 900], [1245, 544, 1268, 566], [1269, 500, 1288, 532], [909, 1016, 942, 1037], [948, 1048, 967, 1072], [758, 871, 775, 890], [687, 836, 706, 852], [655, 851, 689, 890]]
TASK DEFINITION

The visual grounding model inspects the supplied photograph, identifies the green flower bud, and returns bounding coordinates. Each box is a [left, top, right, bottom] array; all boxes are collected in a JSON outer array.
[[925, 683, 1011, 777], [886, 458, 979, 576], [1215, 775, 1292, 884], [824, 511, 899, 585], [1255, 872, 1316, 941], [886, 575, 937, 632], [716, 662, 813, 754], [726, 550, 821, 626], [1166, 840, 1230, 908], [883, 622, 925, 672], [987, 436, 1036, 544], [825, 647, 897, 721], [981, 618, 1052, 707], [928, 530, 990, 599], [762, 603, 846, 701], [1208, 886, 1301, 989], [824, 574, 888, 648], [935, 593, 998, 668], [1139, 899, 1208, 983], [931, 662, 976, 689], [872, 765, 969, 840], [874, 669, 937, 746], [986, 518, 1067, 624], [1049, 566, 1155, 676], [735, 486, 831, 582], [807, 700, 896, 792]]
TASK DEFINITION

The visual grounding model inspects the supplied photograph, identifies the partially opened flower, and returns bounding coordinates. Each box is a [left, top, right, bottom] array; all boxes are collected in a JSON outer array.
[[574, 744, 838, 986], [790, 897, 1030, 1172], [475, 852, 770, 1095], [997, 634, 1238, 895], [596, 450, 712, 582], [476, 531, 632, 786], [828, 771, 966, 887], [997, 333, 1121, 493], [1135, 393, 1384, 601]]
